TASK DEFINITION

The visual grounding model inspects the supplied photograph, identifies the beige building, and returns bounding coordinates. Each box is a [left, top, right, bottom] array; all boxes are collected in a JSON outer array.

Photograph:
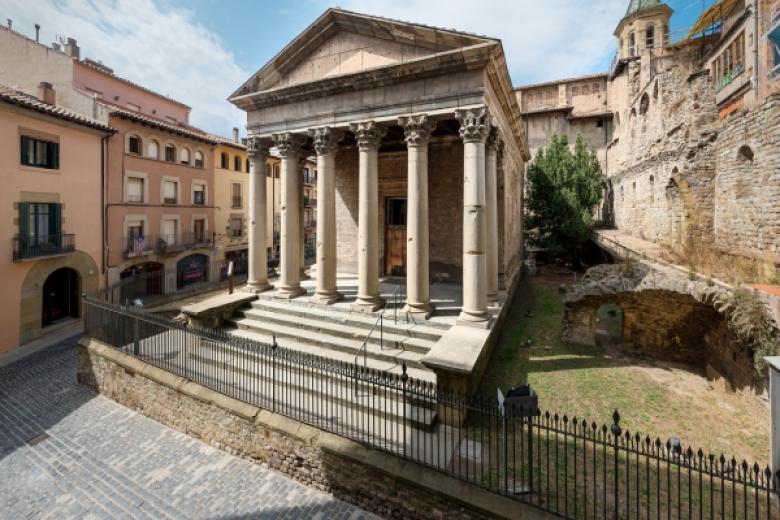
[[0, 84, 113, 359], [230, 8, 528, 328]]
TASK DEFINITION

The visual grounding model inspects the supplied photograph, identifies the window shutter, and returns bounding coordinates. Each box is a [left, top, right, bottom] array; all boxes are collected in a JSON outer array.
[[49, 203, 62, 237], [18, 202, 30, 237], [50, 142, 60, 169], [20, 136, 29, 165]]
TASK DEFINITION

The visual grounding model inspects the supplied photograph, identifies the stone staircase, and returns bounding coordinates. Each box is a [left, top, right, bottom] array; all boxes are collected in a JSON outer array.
[[210, 295, 451, 432]]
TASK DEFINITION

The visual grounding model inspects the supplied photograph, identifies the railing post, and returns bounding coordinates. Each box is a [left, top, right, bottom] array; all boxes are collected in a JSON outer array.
[[503, 402, 508, 494], [271, 333, 278, 413], [132, 315, 140, 356], [611, 410, 622, 520], [401, 362, 408, 459], [528, 413, 534, 494]]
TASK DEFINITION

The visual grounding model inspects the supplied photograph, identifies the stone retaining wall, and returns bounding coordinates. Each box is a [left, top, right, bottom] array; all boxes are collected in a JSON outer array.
[[77, 337, 552, 520]]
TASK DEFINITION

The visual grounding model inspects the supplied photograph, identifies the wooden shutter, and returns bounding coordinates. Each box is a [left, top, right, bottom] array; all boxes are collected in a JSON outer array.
[[18, 202, 30, 237], [48, 203, 62, 237], [20, 136, 30, 165], [49, 142, 60, 169]]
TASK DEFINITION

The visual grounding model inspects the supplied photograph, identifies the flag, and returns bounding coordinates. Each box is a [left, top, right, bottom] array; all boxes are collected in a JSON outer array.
[[133, 236, 145, 255]]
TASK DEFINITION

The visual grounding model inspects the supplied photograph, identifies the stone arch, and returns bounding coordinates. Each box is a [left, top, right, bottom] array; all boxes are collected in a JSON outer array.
[[737, 145, 754, 162], [20, 251, 99, 345], [665, 171, 694, 249]]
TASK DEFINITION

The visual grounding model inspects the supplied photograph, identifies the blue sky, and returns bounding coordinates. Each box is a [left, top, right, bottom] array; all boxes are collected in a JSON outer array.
[[1, 0, 717, 136]]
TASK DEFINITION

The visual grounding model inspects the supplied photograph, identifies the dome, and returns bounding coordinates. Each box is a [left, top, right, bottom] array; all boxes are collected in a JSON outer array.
[[625, 0, 664, 16]]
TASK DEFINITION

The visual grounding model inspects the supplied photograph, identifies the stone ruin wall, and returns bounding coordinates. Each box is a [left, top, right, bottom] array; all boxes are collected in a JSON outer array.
[[606, 43, 780, 278]]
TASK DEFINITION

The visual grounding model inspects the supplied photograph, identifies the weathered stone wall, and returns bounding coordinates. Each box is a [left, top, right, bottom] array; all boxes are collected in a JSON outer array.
[[77, 338, 551, 520]]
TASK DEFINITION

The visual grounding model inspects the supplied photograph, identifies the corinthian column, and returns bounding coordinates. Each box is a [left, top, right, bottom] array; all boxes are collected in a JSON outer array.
[[399, 114, 436, 319], [245, 137, 272, 293], [455, 108, 490, 328], [485, 128, 500, 305], [309, 126, 342, 304], [272, 132, 307, 299], [350, 121, 386, 313]]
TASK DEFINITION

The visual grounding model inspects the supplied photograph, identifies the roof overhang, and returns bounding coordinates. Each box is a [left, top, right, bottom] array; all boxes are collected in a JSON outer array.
[[688, 0, 740, 37]]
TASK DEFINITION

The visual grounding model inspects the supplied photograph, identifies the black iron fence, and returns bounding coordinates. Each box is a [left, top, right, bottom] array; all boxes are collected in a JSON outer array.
[[123, 233, 214, 258], [82, 298, 779, 519], [102, 257, 248, 307], [13, 233, 75, 261]]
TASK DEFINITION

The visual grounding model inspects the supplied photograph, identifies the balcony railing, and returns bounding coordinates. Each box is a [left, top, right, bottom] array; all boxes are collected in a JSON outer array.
[[13, 234, 75, 261], [714, 62, 745, 93], [304, 198, 317, 208], [126, 194, 144, 203], [123, 233, 213, 258], [231, 196, 242, 208], [163, 197, 177, 205]]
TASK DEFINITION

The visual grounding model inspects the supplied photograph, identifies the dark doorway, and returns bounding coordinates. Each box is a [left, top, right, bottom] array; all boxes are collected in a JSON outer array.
[[384, 197, 407, 276], [120, 262, 164, 303], [177, 254, 209, 288], [42, 267, 80, 327]]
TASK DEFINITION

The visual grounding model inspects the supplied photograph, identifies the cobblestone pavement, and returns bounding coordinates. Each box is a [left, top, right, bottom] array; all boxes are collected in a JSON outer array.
[[0, 337, 379, 520]]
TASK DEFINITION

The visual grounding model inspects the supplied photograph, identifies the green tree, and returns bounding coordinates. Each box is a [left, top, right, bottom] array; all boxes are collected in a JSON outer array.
[[526, 134, 604, 269]]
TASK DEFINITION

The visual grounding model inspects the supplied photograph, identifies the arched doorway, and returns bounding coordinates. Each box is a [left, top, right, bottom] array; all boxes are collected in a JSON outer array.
[[177, 254, 209, 289], [42, 267, 80, 327], [595, 303, 623, 346], [120, 262, 164, 304]]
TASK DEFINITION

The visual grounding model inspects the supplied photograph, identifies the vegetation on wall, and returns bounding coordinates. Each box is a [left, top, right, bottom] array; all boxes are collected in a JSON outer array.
[[526, 134, 604, 270], [725, 288, 779, 375]]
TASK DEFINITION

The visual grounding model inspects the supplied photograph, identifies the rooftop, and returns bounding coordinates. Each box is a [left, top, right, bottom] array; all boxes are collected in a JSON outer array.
[[625, 0, 664, 17], [99, 100, 215, 144], [0, 83, 114, 133], [514, 72, 609, 91]]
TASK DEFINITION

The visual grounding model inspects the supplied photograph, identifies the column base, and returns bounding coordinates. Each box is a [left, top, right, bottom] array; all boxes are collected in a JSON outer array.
[[486, 292, 499, 307], [351, 297, 386, 313], [456, 310, 492, 329], [274, 285, 307, 300], [243, 281, 273, 294], [403, 302, 434, 320], [310, 290, 343, 305]]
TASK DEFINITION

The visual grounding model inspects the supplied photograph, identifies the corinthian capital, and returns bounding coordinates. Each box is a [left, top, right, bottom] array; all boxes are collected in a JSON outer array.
[[247, 137, 271, 160], [309, 126, 343, 156], [398, 114, 437, 147], [456, 107, 491, 143], [486, 126, 501, 152], [349, 121, 386, 151], [272, 132, 307, 158]]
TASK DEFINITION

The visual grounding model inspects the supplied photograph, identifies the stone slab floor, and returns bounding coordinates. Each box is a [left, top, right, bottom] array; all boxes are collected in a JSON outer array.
[[0, 336, 378, 520]]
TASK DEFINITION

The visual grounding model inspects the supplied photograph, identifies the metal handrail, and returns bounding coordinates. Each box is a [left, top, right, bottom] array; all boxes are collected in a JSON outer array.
[[353, 284, 403, 374]]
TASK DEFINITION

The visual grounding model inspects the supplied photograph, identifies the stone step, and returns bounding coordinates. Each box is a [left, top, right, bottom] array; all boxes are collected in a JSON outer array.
[[226, 315, 433, 372], [185, 341, 437, 432], [227, 327, 436, 384], [249, 296, 449, 339], [235, 307, 437, 354]]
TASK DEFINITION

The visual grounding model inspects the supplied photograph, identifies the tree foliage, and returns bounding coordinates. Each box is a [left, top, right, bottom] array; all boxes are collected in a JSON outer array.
[[526, 134, 604, 268]]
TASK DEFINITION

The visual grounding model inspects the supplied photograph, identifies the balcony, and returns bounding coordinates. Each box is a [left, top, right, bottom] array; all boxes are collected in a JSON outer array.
[[304, 197, 317, 208], [13, 234, 75, 261], [126, 194, 144, 204], [123, 233, 213, 258], [714, 63, 745, 93], [163, 197, 177, 205], [231, 196, 242, 209]]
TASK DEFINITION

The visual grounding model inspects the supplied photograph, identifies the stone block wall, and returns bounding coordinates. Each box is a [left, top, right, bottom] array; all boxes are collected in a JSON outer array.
[[77, 338, 551, 520]]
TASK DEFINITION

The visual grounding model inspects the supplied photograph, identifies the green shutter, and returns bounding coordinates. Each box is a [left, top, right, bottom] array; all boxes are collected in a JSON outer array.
[[18, 202, 29, 237], [47, 141, 60, 169], [20, 136, 29, 165], [49, 203, 61, 249]]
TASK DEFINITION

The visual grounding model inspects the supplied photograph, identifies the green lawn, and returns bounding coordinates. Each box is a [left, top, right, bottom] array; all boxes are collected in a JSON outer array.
[[478, 275, 770, 465]]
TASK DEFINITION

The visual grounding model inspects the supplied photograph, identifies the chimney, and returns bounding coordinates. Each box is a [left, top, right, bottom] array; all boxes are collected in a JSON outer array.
[[63, 37, 80, 59], [232, 127, 239, 143], [34, 24, 40, 42], [37, 82, 56, 105]]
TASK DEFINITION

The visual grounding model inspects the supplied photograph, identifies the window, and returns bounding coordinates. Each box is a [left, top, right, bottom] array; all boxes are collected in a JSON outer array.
[[628, 31, 636, 56], [194, 151, 204, 168], [246, 158, 250, 172], [147, 140, 159, 159], [127, 177, 144, 203], [229, 216, 242, 237], [596, 119, 604, 128], [771, 24, 780, 69], [180, 147, 191, 165], [646, 25, 655, 49], [713, 32, 746, 91], [128, 222, 144, 239], [19, 202, 61, 241], [220, 152, 229, 169], [128, 135, 142, 155], [639, 93, 650, 115], [737, 145, 754, 162], [161, 219, 177, 244], [20, 136, 59, 169], [193, 219, 206, 243], [649, 175, 655, 203], [231, 183, 242, 208], [163, 180, 177, 204], [164, 144, 176, 163], [193, 184, 205, 205]]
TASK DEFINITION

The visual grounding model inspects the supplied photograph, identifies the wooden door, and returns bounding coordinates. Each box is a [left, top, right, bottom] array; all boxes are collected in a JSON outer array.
[[384, 198, 407, 276]]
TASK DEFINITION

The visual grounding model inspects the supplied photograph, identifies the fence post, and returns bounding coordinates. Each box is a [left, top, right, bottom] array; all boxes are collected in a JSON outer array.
[[132, 315, 140, 356], [528, 413, 534, 494], [503, 402, 508, 494], [272, 334, 278, 413], [611, 410, 622, 520], [768, 357, 780, 481], [401, 362, 408, 459]]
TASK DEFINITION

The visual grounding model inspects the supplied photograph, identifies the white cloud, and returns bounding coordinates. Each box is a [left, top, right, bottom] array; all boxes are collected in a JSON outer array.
[[333, 0, 627, 85], [0, 0, 249, 136]]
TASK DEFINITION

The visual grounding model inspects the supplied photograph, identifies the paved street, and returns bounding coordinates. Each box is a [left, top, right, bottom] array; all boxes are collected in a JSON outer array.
[[0, 336, 378, 520]]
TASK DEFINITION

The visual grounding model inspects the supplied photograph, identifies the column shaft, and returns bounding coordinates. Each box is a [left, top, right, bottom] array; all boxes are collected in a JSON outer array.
[[456, 108, 490, 327], [310, 127, 342, 304], [273, 133, 306, 299], [246, 139, 271, 292], [485, 132, 499, 304], [350, 121, 385, 313], [400, 115, 436, 319]]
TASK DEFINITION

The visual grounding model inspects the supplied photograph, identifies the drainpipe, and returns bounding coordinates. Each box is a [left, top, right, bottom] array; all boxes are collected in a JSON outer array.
[[753, 0, 760, 101], [101, 132, 110, 279]]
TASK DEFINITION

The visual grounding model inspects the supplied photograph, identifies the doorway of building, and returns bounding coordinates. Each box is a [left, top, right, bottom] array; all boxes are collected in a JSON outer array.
[[384, 197, 407, 276], [177, 254, 209, 288], [42, 267, 80, 327], [120, 262, 164, 303]]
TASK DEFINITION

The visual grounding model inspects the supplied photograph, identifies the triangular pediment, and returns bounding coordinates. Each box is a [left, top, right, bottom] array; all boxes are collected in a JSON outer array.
[[230, 8, 497, 100]]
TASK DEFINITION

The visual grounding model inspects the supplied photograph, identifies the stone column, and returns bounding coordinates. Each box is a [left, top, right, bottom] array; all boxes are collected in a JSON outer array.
[[299, 157, 307, 279], [455, 108, 490, 328], [485, 128, 500, 305], [309, 127, 342, 304], [399, 115, 436, 319], [245, 138, 272, 293], [272, 132, 307, 299], [350, 121, 386, 313]]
